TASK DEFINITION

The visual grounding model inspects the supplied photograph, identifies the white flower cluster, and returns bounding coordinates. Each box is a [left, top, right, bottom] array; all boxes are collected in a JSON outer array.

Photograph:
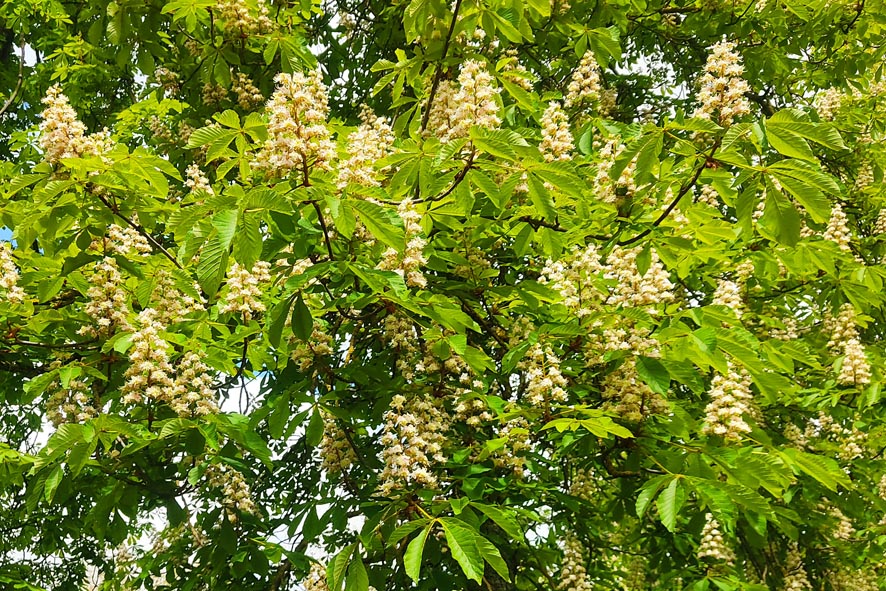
[[593, 139, 637, 205], [564, 51, 603, 110], [814, 87, 843, 121], [153, 67, 180, 94], [220, 261, 272, 319], [501, 48, 534, 92], [0, 242, 24, 304], [167, 352, 219, 417], [39, 85, 113, 164], [46, 371, 97, 426], [828, 505, 856, 541], [232, 73, 264, 110], [770, 316, 799, 341], [568, 468, 598, 501], [377, 199, 427, 288], [337, 105, 396, 188], [122, 308, 175, 405], [558, 534, 593, 591], [290, 322, 335, 372], [854, 160, 874, 193], [803, 411, 866, 460], [151, 269, 206, 325], [540, 244, 603, 317], [829, 568, 880, 591], [601, 358, 668, 422], [702, 364, 755, 440], [605, 246, 674, 309], [824, 203, 853, 252], [826, 303, 871, 386], [319, 410, 357, 473], [204, 463, 258, 518], [692, 41, 751, 126], [379, 393, 449, 495], [540, 102, 574, 162], [521, 343, 569, 408], [697, 184, 721, 208], [427, 60, 501, 143], [105, 224, 152, 257], [185, 163, 214, 196], [79, 257, 131, 335], [254, 70, 336, 177], [382, 315, 422, 380], [217, 0, 272, 35], [201, 82, 228, 105], [492, 411, 531, 477], [783, 545, 812, 591], [303, 562, 329, 591], [453, 396, 495, 427], [697, 514, 735, 564], [711, 279, 743, 316]]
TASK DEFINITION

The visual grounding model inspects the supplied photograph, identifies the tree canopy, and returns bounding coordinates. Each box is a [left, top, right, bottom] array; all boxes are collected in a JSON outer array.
[[1, 0, 886, 589]]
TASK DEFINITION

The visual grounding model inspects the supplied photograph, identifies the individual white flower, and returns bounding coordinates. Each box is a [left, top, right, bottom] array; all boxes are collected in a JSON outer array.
[[427, 61, 500, 142], [827, 303, 871, 386], [782, 545, 811, 591], [38, 85, 113, 163], [814, 87, 843, 121], [232, 73, 264, 110]]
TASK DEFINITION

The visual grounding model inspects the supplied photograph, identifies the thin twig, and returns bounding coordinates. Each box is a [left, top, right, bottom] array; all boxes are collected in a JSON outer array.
[[617, 139, 720, 246], [0, 36, 26, 119], [92, 190, 183, 269]]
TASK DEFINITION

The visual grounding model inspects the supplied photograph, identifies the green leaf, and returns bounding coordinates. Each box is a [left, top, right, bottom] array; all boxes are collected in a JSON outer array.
[[636, 474, 669, 518], [44, 465, 64, 503], [780, 449, 851, 492], [306, 408, 324, 447], [635, 357, 670, 394], [527, 174, 557, 222], [291, 293, 313, 341], [474, 533, 510, 582], [345, 555, 369, 591], [404, 523, 432, 582], [212, 208, 239, 250], [440, 518, 484, 583], [387, 518, 432, 547], [327, 545, 355, 591], [655, 477, 685, 532], [473, 503, 523, 541], [347, 199, 406, 251], [267, 296, 294, 348], [197, 236, 229, 298]]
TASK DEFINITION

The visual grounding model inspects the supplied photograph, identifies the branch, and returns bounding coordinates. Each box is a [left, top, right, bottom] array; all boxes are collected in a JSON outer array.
[[420, 0, 464, 131], [617, 139, 720, 246], [0, 35, 25, 119], [91, 190, 183, 269], [311, 200, 335, 260]]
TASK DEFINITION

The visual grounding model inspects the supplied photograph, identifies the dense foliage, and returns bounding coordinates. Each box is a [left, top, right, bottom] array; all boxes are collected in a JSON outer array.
[[1, 0, 886, 589]]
